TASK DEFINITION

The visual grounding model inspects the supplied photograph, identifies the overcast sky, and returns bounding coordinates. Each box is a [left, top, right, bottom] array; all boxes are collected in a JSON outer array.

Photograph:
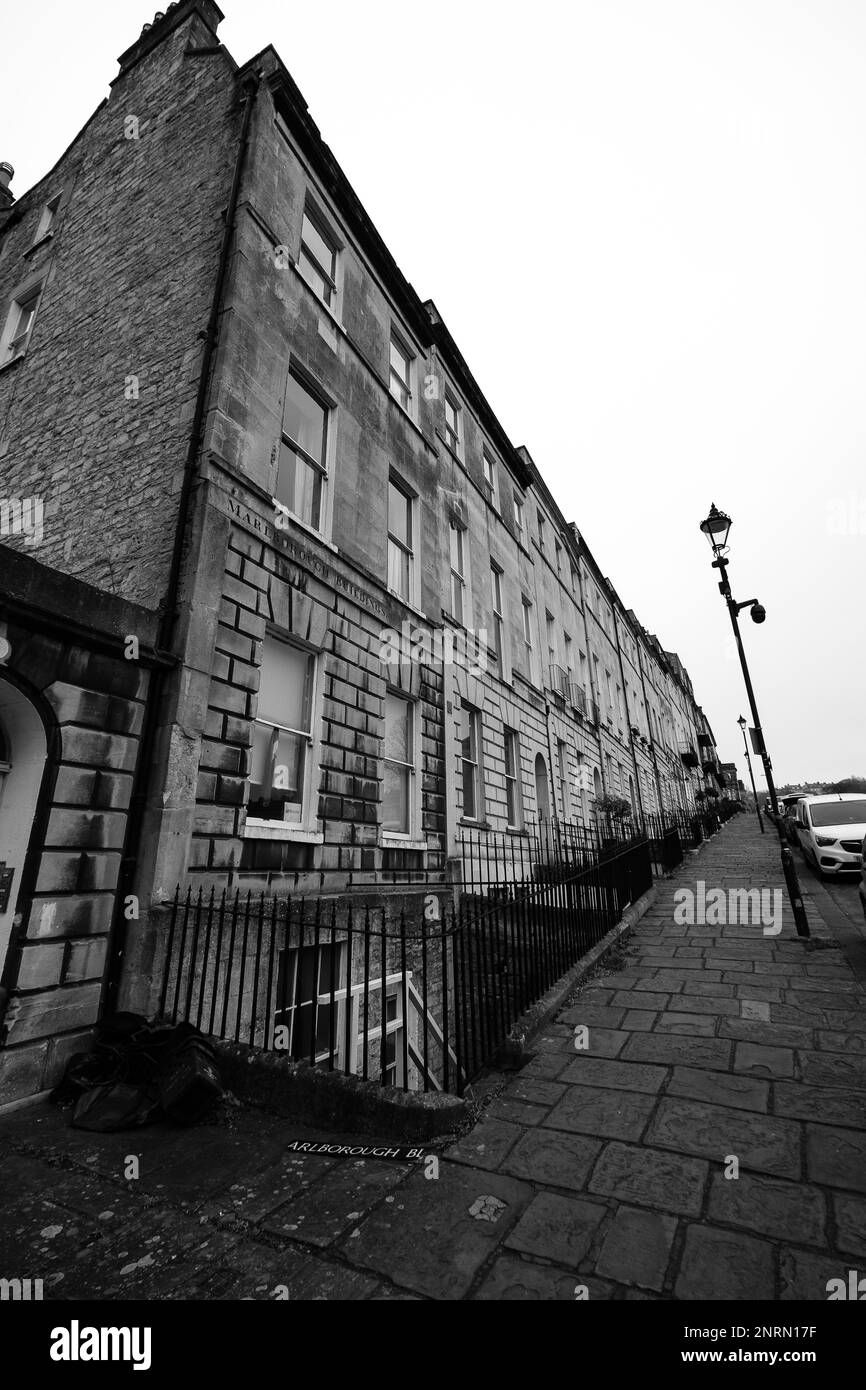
[[4, 0, 864, 785]]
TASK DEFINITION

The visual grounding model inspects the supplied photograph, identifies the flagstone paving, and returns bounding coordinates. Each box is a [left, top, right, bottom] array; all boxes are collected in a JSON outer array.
[[1, 815, 865, 1299]]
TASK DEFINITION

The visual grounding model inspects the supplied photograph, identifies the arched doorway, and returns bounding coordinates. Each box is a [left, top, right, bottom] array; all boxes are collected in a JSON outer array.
[[0, 678, 48, 982], [534, 753, 551, 821]]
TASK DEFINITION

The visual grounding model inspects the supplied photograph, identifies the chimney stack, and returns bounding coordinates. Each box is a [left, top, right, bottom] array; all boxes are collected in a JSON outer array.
[[114, 0, 224, 83], [0, 163, 14, 212]]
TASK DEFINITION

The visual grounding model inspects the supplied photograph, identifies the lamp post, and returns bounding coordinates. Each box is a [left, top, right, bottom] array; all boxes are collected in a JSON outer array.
[[699, 504, 809, 938], [737, 713, 764, 834]]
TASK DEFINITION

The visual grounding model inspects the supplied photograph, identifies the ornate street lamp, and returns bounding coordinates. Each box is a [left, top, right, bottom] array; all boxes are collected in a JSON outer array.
[[699, 505, 809, 937], [737, 713, 764, 834]]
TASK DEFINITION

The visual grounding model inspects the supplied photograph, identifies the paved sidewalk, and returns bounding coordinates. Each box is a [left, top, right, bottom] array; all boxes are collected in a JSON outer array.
[[2, 815, 865, 1300]]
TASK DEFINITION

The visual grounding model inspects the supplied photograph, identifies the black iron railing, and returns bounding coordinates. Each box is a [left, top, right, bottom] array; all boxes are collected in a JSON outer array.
[[157, 837, 657, 1096], [457, 811, 687, 894]]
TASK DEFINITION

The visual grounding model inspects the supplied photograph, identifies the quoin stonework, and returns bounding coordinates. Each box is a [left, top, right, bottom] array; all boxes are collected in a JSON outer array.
[[0, 0, 737, 1104]]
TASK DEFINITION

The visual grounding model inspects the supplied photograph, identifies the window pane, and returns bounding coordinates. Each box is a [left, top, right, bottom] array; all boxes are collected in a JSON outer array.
[[451, 573, 464, 625], [315, 1001, 336, 1056], [385, 694, 411, 762], [461, 758, 476, 820], [17, 300, 37, 336], [504, 731, 515, 778], [387, 540, 410, 598], [299, 250, 330, 305], [383, 763, 410, 833], [301, 212, 335, 278], [248, 727, 307, 821], [389, 371, 409, 410], [491, 567, 501, 610], [461, 708, 477, 764], [388, 481, 411, 546], [276, 445, 322, 529], [450, 525, 463, 573], [257, 639, 313, 730], [275, 730, 306, 817], [390, 337, 409, 384], [250, 722, 274, 793], [283, 373, 327, 464]]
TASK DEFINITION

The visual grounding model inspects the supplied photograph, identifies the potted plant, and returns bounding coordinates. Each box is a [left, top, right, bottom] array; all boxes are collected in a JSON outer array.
[[596, 793, 633, 820]]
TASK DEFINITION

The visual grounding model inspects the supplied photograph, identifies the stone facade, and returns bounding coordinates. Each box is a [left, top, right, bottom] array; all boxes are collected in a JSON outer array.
[[0, 0, 728, 1102]]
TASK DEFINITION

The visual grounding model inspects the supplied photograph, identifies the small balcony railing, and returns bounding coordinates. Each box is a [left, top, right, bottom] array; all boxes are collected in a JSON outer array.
[[548, 664, 569, 698], [570, 683, 588, 716]]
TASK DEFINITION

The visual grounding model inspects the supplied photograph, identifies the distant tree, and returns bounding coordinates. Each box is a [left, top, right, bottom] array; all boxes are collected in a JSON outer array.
[[827, 776, 866, 794]]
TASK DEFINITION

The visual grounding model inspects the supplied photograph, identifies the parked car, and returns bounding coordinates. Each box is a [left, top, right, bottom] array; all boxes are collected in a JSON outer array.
[[791, 794, 866, 877], [860, 834, 866, 921]]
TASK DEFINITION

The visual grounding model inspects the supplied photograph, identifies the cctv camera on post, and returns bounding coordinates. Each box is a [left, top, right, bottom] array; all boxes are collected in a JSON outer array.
[[750, 604, 766, 624]]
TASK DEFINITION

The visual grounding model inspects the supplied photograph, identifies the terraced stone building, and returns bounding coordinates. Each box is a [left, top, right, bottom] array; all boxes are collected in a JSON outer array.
[[0, 0, 724, 1103]]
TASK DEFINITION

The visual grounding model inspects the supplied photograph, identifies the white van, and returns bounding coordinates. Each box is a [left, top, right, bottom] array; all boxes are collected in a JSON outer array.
[[792, 794, 866, 877]]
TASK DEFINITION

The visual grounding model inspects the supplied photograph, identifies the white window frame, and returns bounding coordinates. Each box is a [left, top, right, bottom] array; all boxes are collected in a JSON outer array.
[[490, 561, 504, 667], [32, 194, 61, 248], [365, 982, 406, 1087], [387, 473, 417, 605], [482, 448, 499, 511], [298, 202, 341, 315], [274, 940, 346, 1065], [444, 389, 462, 458], [1, 281, 44, 364], [557, 740, 571, 819], [389, 328, 414, 415], [504, 727, 522, 829], [546, 611, 557, 668], [275, 364, 335, 541], [382, 690, 419, 840], [460, 704, 482, 822], [449, 523, 467, 624], [245, 633, 320, 840], [513, 492, 526, 547], [522, 596, 533, 647]]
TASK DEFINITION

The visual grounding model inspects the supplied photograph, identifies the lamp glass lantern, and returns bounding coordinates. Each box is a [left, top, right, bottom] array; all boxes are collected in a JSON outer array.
[[699, 503, 732, 554]]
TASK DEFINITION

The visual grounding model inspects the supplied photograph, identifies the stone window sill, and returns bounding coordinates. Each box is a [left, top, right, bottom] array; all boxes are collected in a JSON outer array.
[[242, 822, 324, 844]]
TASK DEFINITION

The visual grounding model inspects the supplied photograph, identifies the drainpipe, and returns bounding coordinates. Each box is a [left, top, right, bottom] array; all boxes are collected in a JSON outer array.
[[103, 74, 260, 1015], [635, 635, 666, 815], [543, 699, 558, 820], [573, 560, 606, 798], [611, 602, 645, 824]]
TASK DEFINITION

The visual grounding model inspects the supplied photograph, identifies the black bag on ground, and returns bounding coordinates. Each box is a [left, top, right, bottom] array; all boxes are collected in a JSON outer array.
[[72, 1082, 161, 1132], [57, 1016, 223, 1130]]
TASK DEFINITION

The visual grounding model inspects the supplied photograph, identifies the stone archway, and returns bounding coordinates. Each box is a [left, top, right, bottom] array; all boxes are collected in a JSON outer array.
[[0, 677, 49, 982]]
